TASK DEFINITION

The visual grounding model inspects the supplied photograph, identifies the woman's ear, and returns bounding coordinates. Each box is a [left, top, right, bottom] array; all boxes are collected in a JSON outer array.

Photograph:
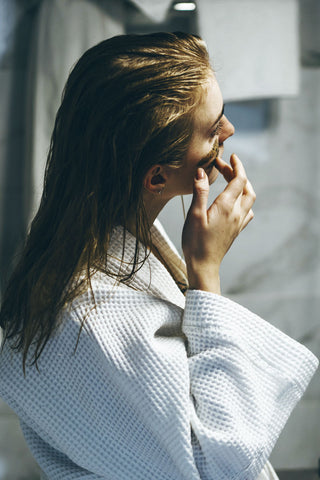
[[143, 165, 168, 195]]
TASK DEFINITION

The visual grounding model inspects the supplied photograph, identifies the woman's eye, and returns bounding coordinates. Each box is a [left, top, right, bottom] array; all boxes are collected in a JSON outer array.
[[210, 122, 222, 138]]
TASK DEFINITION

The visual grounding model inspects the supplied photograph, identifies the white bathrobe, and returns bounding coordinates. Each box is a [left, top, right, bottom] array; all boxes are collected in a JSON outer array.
[[0, 221, 318, 480]]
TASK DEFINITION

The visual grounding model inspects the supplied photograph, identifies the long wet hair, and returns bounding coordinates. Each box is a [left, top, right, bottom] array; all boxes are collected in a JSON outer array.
[[0, 32, 212, 370]]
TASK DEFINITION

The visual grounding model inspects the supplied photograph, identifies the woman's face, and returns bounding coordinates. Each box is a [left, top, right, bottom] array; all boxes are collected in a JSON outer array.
[[164, 75, 235, 197]]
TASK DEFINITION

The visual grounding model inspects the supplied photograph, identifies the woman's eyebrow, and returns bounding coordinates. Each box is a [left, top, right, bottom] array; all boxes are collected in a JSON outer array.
[[208, 104, 225, 131]]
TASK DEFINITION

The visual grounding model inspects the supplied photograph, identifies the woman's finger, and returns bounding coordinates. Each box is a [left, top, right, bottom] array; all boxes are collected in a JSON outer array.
[[241, 179, 256, 211], [188, 168, 210, 220], [229, 153, 248, 183], [215, 157, 234, 183], [240, 209, 255, 231], [220, 154, 247, 203], [216, 154, 248, 191], [243, 178, 256, 197]]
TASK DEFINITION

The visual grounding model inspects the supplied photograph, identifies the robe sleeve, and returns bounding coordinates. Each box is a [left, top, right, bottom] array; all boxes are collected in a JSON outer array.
[[0, 287, 318, 480], [182, 290, 318, 479]]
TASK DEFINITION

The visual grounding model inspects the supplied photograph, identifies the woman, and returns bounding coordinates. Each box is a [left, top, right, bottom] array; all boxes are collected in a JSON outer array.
[[0, 32, 318, 480]]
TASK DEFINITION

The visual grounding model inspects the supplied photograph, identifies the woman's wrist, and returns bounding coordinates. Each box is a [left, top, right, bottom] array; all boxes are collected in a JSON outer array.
[[187, 267, 221, 295]]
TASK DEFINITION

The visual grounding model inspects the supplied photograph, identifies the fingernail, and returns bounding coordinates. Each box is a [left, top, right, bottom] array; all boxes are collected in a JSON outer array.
[[196, 168, 205, 180]]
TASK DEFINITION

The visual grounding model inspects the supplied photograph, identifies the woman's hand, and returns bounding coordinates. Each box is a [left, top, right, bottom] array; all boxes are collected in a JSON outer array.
[[182, 154, 256, 294]]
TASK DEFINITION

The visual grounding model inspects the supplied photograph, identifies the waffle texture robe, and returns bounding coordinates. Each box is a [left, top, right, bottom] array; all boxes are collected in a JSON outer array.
[[0, 221, 318, 480]]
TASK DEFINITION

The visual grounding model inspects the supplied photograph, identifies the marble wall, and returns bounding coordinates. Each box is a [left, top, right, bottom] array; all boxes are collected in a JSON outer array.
[[0, 0, 319, 478]]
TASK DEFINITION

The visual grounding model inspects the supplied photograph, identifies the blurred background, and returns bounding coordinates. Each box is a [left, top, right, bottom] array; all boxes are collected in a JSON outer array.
[[0, 0, 319, 478]]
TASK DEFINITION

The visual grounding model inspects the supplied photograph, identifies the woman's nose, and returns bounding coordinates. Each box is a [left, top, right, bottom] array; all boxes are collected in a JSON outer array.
[[219, 116, 235, 144]]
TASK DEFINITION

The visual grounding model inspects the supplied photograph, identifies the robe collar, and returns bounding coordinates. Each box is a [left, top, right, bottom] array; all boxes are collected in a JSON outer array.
[[103, 220, 188, 310]]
